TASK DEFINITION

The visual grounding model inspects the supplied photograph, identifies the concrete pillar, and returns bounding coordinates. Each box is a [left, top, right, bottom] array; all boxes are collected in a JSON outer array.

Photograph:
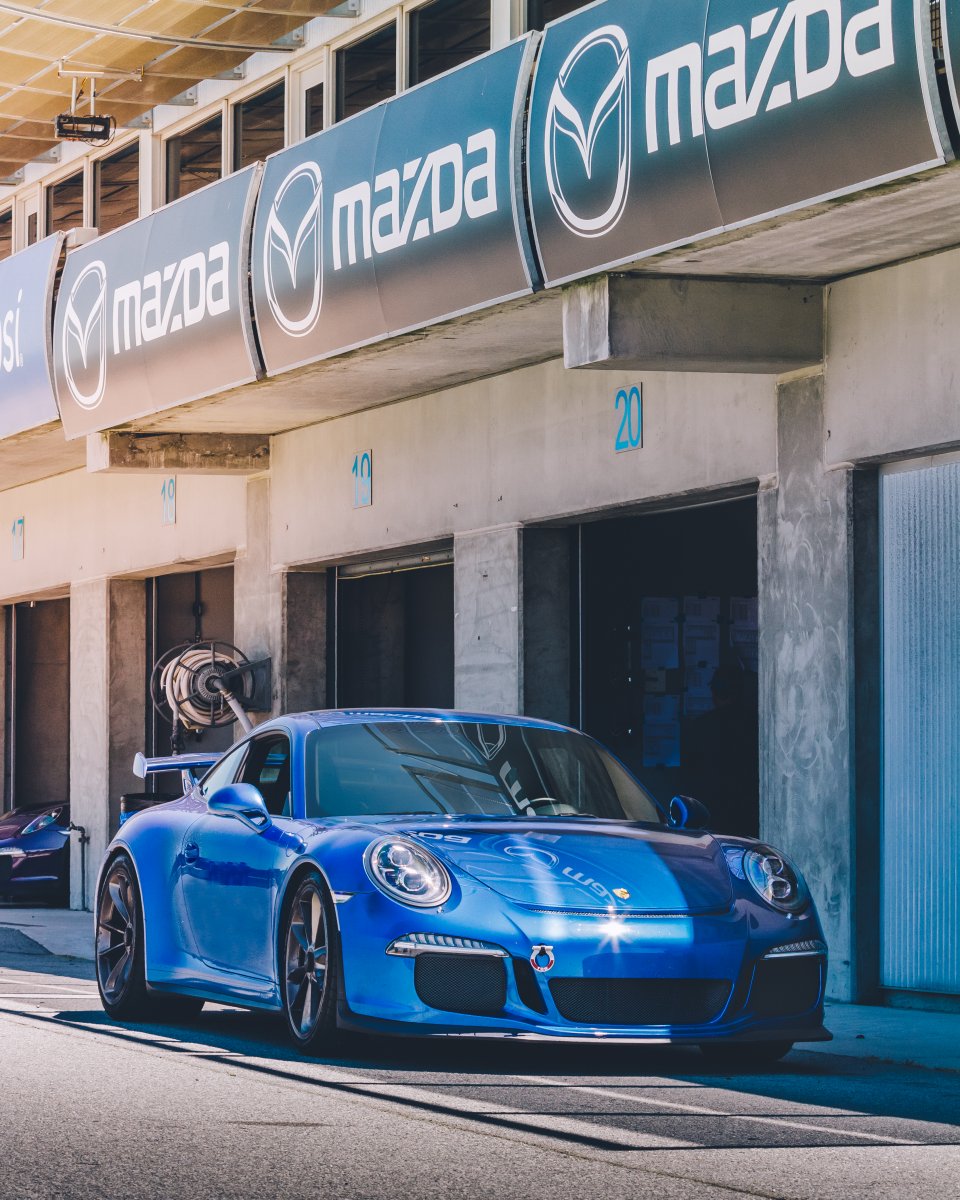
[[69, 579, 146, 911], [523, 528, 572, 726], [280, 571, 329, 713], [236, 479, 329, 720], [759, 371, 858, 1000], [454, 526, 522, 715], [234, 476, 281, 720]]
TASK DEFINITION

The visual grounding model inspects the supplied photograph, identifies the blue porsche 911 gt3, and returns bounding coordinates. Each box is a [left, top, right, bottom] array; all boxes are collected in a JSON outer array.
[[95, 710, 830, 1064]]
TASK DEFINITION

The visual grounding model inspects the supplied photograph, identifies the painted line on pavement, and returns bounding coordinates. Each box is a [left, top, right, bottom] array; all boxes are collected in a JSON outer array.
[[0, 994, 99, 999], [511, 1076, 922, 1146]]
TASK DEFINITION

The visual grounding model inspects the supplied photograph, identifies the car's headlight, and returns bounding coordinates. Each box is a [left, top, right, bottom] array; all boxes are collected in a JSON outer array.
[[743, 846, 810, 914], [365, 838, 452, 908], [20, 813, 58, 837]]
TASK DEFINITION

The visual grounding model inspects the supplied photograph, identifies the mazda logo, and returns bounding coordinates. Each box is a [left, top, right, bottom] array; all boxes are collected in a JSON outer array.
[[61, 259, 107, 410], [544, 25, 631, 239], [263, 160, 324, 338]]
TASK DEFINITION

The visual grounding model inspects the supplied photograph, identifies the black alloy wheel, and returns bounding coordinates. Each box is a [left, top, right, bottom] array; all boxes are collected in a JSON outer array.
[[96, 853, 203, 1023], [281, 872, 340, 1053], [96, 854, 152, 1019]]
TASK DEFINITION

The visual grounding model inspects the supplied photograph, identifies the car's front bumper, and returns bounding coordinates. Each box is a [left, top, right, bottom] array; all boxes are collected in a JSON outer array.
[[334, 887, 830, 1044]]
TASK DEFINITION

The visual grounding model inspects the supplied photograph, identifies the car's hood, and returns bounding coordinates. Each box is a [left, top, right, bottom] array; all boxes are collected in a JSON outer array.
[[380, 820, 734, 913]]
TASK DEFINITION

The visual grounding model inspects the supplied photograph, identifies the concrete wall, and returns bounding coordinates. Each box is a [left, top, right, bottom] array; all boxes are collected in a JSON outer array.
[[454, 527, 522, 714], [271, 359, 777, 570], [759, 371, 857, 1000], [0, 468, 247, 604], [69, 579, 145, 911], [280, 571, 328, 714], [825, 247, 960, 464]]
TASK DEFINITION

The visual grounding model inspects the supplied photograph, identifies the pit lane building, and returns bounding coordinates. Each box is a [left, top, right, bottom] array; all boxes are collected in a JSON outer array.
[[1, 0, 959, 1010]]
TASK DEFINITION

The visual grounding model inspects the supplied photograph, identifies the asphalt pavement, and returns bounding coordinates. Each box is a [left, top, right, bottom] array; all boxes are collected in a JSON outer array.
[[2, 924, 959, 1200]]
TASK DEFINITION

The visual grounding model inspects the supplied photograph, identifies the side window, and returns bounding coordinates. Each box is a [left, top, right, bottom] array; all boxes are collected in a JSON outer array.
[[199, 743, 249, 800], [241, 735, 293, 818]]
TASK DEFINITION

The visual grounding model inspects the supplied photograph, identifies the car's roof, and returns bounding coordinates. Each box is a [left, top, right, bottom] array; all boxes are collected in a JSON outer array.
[[300, 708, 574, 734]]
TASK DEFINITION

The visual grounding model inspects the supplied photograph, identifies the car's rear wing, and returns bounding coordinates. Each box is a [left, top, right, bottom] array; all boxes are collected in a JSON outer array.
[[132, 751, 220, 782]]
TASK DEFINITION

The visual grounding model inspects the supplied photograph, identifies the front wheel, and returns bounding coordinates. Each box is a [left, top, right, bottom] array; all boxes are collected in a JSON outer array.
[[280, 872, 341, 1054], [697, 1040, 794, 1072]]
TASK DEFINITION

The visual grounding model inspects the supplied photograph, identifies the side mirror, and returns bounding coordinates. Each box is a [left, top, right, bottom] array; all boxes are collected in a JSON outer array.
[[668, 794, 711, 830], [207, 783, 271, 833]]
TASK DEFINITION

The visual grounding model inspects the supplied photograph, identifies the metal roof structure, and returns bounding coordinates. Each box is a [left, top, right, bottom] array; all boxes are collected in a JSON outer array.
[[0, 0, 347, 180]]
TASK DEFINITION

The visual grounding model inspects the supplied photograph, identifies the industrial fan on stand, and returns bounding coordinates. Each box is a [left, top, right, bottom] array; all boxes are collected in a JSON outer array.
[[120, 640, 270, 823]]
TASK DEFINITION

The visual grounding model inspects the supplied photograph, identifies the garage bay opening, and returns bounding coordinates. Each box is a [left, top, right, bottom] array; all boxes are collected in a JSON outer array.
[[580, 497, 759, 837], [333, 550, 454, 709]]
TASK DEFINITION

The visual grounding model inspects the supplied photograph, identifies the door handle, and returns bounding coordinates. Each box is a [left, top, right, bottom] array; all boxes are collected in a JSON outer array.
[[184, 842, 200, 864]]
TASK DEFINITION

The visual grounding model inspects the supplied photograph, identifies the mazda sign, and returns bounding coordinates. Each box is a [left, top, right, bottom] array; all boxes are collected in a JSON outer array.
[[251, 36, 539, 377], [527, 0, 947, 287]]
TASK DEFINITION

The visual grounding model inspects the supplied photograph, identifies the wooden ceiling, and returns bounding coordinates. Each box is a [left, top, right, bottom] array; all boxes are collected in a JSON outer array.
[[0, 0, 347, 178]]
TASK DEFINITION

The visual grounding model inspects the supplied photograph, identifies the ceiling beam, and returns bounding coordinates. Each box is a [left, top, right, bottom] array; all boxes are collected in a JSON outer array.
[[0, 2, 298, 54]]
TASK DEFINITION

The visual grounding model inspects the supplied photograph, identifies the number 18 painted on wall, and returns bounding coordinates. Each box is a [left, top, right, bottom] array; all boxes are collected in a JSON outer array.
[[614, 385, 643, 453], [352, 450, 373, 508]]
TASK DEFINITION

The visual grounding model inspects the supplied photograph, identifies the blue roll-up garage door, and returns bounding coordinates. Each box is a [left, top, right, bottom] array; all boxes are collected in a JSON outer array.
[[881, 460, 960, 994]]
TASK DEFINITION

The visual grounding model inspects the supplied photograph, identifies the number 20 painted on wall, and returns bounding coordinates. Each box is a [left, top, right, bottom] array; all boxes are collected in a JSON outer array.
[[614, 386, 643, 453]]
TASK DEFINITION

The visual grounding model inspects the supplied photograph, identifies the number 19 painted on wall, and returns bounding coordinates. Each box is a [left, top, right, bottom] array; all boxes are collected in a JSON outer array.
[[614, 385, 643, 453], [352, 450, 373, 508], [161, 477, 177, 526]]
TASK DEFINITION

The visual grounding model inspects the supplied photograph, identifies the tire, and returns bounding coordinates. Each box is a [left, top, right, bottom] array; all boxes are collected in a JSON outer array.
[[279, 870, 341, 1054], [95, 853, 154, 1020], [697, 1040, 794, 1072], [96, 853, 206, 1024]]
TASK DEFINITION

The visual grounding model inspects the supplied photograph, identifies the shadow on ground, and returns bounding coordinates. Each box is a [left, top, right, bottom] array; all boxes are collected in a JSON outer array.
[[19, 998, 955, 1149]]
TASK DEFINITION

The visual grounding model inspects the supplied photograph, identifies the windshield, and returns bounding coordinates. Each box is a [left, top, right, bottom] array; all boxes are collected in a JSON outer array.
[[304, 721, 662, 823]]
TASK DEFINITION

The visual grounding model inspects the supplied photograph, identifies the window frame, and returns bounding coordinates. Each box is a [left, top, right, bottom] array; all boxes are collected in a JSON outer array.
[[230, 77, 288, 173], [198, 740, 250, 800], [163, 109, 226, 205], [42, 165, 87, 238], [405, 0, 494, 89], [0, 207, 13, 262], [239, 732, 294, 819], [332, 9, 402, 123], [91, 136, 142, 235]]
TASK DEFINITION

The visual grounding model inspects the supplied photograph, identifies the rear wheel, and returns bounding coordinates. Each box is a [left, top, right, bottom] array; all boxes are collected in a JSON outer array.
[[96, 854, 152, 1020], [280, 871, 340, 1054], [95, 853, 204, 1023], [697, 1040, 794, 1071]]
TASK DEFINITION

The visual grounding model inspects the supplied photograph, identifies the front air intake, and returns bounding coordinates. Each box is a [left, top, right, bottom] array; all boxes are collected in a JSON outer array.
[[749, 957, 823, 1018], [549, 978, 732, 1026], [414, 953, 507, 1016]]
